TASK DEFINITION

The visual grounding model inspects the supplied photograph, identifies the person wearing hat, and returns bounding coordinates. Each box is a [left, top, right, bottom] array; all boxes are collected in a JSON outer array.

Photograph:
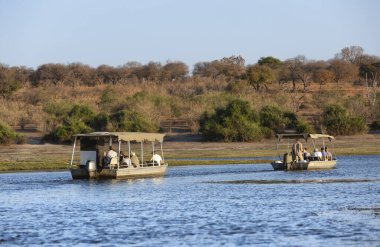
[[130, 151, 140, 168]]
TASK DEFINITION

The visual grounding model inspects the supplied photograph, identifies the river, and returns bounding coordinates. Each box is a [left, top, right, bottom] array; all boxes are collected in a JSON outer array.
[[1, 155, 379, 246]]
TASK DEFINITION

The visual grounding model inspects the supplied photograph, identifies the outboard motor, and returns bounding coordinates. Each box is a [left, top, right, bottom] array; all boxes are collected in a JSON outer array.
[[86, 160, 97, 178]]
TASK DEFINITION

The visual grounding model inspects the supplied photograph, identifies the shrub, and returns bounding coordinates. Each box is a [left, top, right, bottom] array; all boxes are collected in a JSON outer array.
[[322, 104, 368, 135], [43, 104, 96, 143], [259, 105, 285, 130], [89, 113, 110, 131], [44, 118, 93, 143], [0, 120, 17, 144], [199, 99, 263, 141], [259, 106, 314, 133], [110, 109, 159, 132]]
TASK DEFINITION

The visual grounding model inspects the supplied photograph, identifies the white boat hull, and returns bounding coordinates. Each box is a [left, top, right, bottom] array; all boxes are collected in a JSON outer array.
[[271, 160, 337, 171], [71, 164, 168, 179]]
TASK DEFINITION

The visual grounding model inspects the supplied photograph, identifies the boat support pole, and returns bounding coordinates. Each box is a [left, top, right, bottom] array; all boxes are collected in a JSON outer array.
[[160, 142, 164, 164], [70, 136, 77, 168], [118, 140, 121, 170], [141, 141, 144, 164], [128, 141, 131, 159], [152, 141, 155, 165]]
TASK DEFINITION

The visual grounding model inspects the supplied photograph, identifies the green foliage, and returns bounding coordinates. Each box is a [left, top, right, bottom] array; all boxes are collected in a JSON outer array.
[[99, 87, 118, 111], [45, 119, 92, 143], [0, 120, 24, 144], [246, 65, 275, 91], [322, 104, 368, 135], [89, 113, 110, 131], [259, 105, 314, 134], [68, 104, 95, 122], [259, 105, 285, 130], [258, 56, 282, 68], [200, 99, 263, 141], [44, 104, 95, 143], [110, 109, 159, 132], [0, 121, 17, 144]]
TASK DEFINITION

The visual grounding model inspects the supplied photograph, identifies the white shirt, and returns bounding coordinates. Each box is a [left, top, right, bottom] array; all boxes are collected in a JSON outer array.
[[151, 154, 163, 164], [107, 149, 117, 158]]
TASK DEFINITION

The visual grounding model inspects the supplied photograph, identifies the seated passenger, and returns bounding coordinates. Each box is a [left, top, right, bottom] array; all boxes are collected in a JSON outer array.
[[102, 146, 117, 167], [311, 148, 322, 161], [150, 151, 163, 165], [303, 147, 311, 161], [321, 147, 327, 161], [325, 147, 332, 161], [120, 151, 132, 167], [130, 152, 140, 168]]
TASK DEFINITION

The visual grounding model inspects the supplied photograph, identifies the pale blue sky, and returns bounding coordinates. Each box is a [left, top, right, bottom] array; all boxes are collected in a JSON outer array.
[[0, 0, 379, 68]]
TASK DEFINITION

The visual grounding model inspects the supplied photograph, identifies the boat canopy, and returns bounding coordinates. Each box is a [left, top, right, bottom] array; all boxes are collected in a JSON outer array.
[[73, 132, 165, 143], [276, 133, 334, 142]]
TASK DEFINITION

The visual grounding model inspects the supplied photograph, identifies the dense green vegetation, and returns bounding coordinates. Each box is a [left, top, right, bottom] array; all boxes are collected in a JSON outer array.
[[0, 120, 25, 144], [0, 45, 379, 143]]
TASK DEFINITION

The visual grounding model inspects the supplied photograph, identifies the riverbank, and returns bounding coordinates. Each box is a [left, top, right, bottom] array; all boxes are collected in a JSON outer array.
[[0, 134, 379, 172]]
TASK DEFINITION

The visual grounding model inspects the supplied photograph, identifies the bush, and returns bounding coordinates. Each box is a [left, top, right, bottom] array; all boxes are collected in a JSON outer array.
[[259, 106, 314, 134], [0, 121, 17, 144], [44, 118, 93, 143], [43, 104, 96, 143], [89, 113, 110, 131], [199, 99, 263, 141], [322, 104, 368, 135], [110, 109, 159, 132]]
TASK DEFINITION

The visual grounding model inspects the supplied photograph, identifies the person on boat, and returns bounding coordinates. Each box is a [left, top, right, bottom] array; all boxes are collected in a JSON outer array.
[[102, 146, 118, 166], [321, 147, 327, 161], [292, 139, 303, 162], [325, 147, 332, 160], [120, 151, 132, 167], [130, 152, 140, 168], [150, 151, 163, 165], [303, 147, 311, 161], [312, 148, 322, 161]]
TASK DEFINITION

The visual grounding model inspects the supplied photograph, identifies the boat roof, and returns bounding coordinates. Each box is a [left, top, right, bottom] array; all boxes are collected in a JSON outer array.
[[276, 133, 334, 142], [73, 132, 165, 143]]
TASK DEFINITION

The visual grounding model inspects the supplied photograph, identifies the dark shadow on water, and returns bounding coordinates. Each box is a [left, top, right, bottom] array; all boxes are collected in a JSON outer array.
[[207, 178, 380, 184]]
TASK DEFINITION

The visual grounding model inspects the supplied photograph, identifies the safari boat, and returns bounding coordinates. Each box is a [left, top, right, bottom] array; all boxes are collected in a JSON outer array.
[[70, 132, 168, 179], [271, 133, 337, 171]]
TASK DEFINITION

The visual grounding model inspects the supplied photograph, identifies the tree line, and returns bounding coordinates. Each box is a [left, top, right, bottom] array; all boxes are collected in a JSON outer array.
[[1, 46, 379, 97]]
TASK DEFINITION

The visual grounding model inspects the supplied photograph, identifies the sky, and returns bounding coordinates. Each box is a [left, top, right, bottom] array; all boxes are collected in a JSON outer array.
[[0, 0, 379, 69]]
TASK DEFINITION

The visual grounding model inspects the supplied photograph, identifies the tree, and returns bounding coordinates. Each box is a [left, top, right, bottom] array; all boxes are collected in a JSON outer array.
[[258, 56, 282, 69], [0, 64, 22, 97], [329, 59, 359, 87], [95, 65, 122, 84], [246, 65, 275, 91], [32, 63, 68, 86], [335, 46, 364, 65], [67, 63, 94, 86], [193, 55, 245, 80], [161, 61, 188, 81]]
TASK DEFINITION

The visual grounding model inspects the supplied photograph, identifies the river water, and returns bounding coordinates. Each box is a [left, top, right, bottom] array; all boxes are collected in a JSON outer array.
[[1, 155, 379, 246]]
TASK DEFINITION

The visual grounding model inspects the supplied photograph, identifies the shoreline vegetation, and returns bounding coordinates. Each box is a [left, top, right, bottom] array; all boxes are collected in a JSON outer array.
[[0, 134, 379, 173]]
